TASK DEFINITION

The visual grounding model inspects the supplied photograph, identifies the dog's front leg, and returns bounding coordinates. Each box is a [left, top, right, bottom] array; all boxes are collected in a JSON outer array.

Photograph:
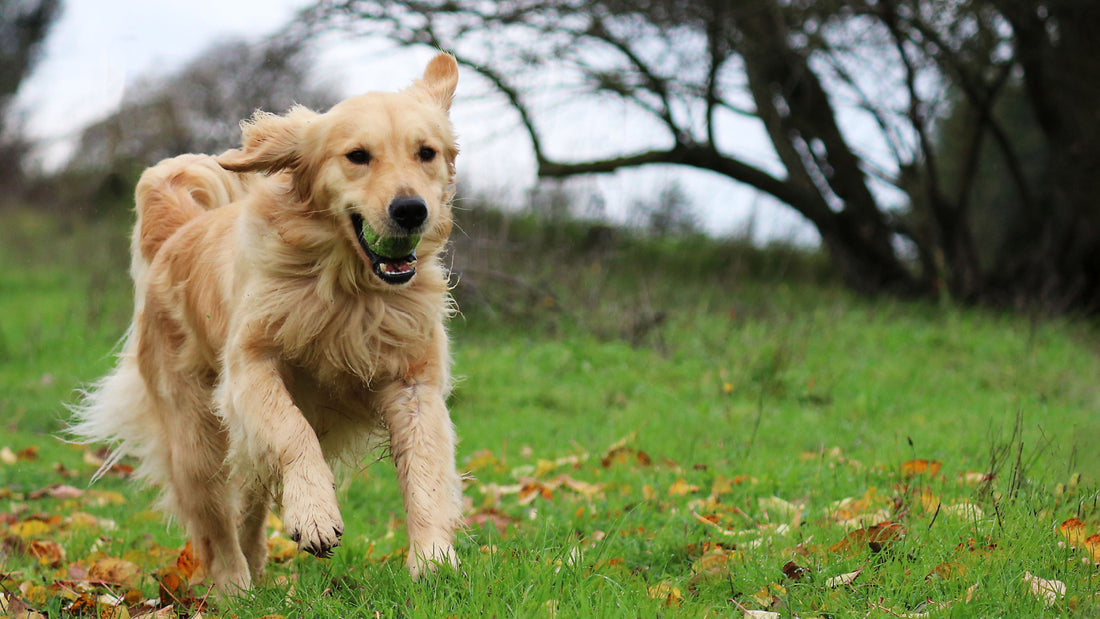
[[222, 350, 344, 559], [379, 379, 463, 578]]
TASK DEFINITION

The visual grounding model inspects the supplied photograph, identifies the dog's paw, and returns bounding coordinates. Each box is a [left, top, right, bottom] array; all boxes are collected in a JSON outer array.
[[282, 481, 344, 558], [407, 543, 458, 580]]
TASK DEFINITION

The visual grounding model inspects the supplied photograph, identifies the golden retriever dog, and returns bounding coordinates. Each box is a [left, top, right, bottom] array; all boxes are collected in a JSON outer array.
[[71, 53, 464, 595]]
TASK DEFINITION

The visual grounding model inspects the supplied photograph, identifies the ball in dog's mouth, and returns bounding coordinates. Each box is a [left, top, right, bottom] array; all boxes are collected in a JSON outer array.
[[350, 213, 420, 285]]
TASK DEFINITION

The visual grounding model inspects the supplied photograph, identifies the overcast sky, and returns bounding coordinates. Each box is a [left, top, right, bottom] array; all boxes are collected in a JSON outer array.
[[16, 0, 818, 243]]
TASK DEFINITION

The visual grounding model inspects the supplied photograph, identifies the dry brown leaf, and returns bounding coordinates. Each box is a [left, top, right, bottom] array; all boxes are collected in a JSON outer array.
[[89, 557, 143, 588], [781, 560, 811, 582], [830, 521, 906, 554], [600, 446, 651, 469], [465, 508, 518, 534], [28, 484, 83, 500], [28, 539, 66, 567], [157, 566, 189, 608]]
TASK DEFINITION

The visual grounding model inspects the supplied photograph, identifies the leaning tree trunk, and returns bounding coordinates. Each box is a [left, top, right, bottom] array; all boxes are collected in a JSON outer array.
[[735, 4, 931, 297]]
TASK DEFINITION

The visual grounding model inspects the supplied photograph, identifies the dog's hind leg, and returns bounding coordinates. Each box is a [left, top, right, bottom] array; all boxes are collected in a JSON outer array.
[[159, 389, 252, 594], [238, 478, 272, 582], [137, 303, 252, 594]]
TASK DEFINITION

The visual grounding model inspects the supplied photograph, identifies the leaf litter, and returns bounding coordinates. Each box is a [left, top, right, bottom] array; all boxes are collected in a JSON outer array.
[[1, 436, 1097, 616]]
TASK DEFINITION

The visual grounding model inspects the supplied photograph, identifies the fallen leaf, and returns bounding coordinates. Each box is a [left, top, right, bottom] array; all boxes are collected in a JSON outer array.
[[646, 582, 682, 607], [743, 611, 779, 619], [28, 539, 66, 567], [0, 447, 16, 465], [267, 536, 300, 563], [830, 521, 906, 554], [600, 446, 651, 468], [781, 560, 811, 582], [28, 484, 83, 500], [88, 557, 143, 588], [942, 502, 984, 522], [9, 520, 51, 539], [1084, 534, 1100, 562], [668, 478, 700, 496], [825, 568, 862, 588], [465, 449, 503, 473], [1059, 517, 1088, 548], [1022, 571, 1065, 607], [465, 508, 518, 534], [176, 541, 200, 581], [901, 459, 941, 478]]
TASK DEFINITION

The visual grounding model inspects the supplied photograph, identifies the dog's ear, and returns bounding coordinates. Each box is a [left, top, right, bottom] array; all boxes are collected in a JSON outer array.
[[414, 52, 459, 112], [218, 105, 317, 174]]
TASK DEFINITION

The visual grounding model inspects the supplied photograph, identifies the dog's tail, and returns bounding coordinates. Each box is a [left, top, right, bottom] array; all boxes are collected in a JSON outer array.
[[130, 154, 251, 287], [66, 343, 162, 483]]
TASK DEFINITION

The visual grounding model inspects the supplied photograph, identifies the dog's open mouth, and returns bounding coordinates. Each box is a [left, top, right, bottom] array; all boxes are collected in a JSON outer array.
[[350, 213, 418, 285]]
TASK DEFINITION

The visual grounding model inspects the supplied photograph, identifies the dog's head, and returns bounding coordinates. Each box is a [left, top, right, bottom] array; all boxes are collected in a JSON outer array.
[[218, 53, 459, 286]]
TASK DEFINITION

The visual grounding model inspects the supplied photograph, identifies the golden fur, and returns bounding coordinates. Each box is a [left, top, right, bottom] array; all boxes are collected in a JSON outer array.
[[71, 53, 464, 594]]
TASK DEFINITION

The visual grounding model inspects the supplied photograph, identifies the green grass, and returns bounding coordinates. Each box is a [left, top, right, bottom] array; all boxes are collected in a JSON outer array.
[[1, 208, 1099, 617]]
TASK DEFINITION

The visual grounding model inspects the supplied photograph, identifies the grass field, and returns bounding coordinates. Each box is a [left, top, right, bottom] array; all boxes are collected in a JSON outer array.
[[1, 208, 1098, 617]]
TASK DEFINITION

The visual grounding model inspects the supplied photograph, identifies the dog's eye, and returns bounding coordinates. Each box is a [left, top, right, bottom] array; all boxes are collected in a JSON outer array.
[[346, 149, 371, 165], [417, 146, 437, 163]]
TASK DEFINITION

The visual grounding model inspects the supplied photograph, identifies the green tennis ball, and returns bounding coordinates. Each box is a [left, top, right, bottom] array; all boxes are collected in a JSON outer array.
[[360, 220, 421, 258]]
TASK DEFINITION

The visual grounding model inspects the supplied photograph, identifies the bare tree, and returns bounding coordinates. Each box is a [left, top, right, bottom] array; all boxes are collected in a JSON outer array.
[[0, 0, 62, 200], [297, 0, 1100, 312], [69, 38, 338, 171]]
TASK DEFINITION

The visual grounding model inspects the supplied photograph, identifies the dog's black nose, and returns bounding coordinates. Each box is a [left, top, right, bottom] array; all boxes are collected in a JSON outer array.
[[388, 197, 428, 231]]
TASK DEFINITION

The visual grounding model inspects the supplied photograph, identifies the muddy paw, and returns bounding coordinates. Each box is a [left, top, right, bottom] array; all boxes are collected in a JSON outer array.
[[282, 479, 344, 558]]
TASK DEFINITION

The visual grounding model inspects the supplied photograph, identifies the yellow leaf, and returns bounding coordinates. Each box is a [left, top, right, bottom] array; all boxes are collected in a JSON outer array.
[[465, 449, 501, 473], [10, 520, 51, 538], [711, 475, 735, 496], [0, 446, 16, 465], [86, 490, 127, 506], [646, 582, 682, 607], [1084, 534, 1100, 562], [920, 489, 941, 514], [668, 478, 700, 496], [534, 459, 557, 478], [1059, 517, 1088, 547], [642, 485, 658, 501], [267, 536, 300, 563]]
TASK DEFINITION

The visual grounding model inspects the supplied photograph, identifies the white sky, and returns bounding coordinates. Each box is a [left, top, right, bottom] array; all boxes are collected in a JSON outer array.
[[16, 0, 818, 243]]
